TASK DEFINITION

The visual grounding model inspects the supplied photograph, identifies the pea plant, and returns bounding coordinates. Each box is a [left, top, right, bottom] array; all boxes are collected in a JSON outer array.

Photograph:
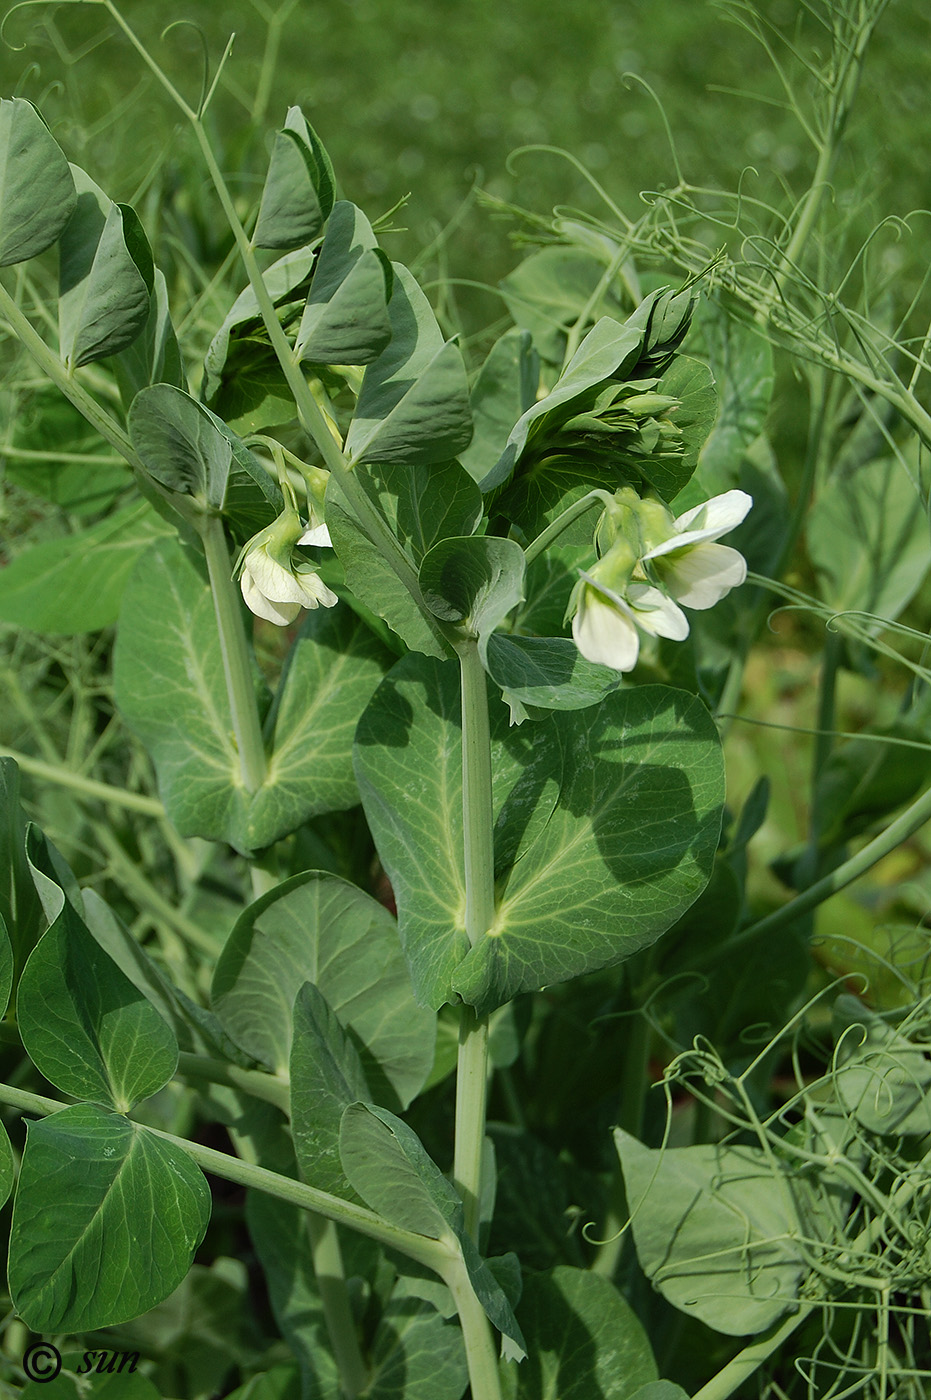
[[1, 2, 931, 1398]]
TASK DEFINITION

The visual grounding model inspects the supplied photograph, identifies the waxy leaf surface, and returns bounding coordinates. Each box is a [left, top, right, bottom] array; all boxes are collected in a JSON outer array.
[[253, 107, 334, 249], [213, 871, 434, 1109], [355, 657, 723, 1013], [18, 882, 178, 1111], [0, 98, 75, 265], [10, 1104, 210, 1332], [114, 541, 388, 850]]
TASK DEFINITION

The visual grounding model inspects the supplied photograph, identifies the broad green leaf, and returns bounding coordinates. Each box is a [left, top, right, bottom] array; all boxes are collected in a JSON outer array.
[[459, 328, 539, 485], [629, 1387, 691, 1400], [808, 453, 930, 623], [58, 166, 150, 367], [0, 98, 76, 265], [21, 1362, 163, 1400], [510, 1266, 657, 1400], [18, 888, 178, 1111], [339, 1101, 461, 1239], [615, 1130, 809, 1335], [110, 269, 185, 407], [500, 246, 630, 364], [290, 981, 370, 1200], [10, 1104, 210, 1332], [345, 264, 472, 466], [695, 298, 775, 481], [482, 313, 645, 491], [224, 1366, 301, 1400], [355, 657, 723, 1013], [488, 1126, 602, 1272], [246, 1193, 340, 1400], [4, 389, 129, 517], [219, 429, 285, 545], [129, 384, 232, 511], [637, 355, 716, 500], [340, 1103, 527, 1359], [0, 502, 171, 634], [209, 339, 297, 436], [253, 107, 335, 249], [367, 1297, 469, 1400], [833, 994, 931, 1135], [114, 541, 386, 850], [0, 759, 43, 990], [213, 871, 435, 1109], [203, 245, 316, 404], [295, 201, 392, 364], [484, 634, 621, 716], [0, 1120, 13, 1210], [0, 913, 12, 1021], [326, 462, 476, 659], [419, 535, 525, 652]]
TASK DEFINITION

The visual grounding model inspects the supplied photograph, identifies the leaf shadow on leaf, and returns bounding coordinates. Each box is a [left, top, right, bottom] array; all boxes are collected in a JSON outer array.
[[562, 714, 717, 888]]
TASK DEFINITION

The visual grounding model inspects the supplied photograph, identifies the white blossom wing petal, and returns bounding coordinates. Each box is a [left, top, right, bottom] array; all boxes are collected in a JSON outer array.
[[627, 583, 690, 639], [298, 522, 332, 547], [659, 542, 747, 609], [662, 489, 753, 548], [245, 548, 309, 604], [294, 566, 338, 609], [241, 571, 301, 625], [572, 589, 640, 671]]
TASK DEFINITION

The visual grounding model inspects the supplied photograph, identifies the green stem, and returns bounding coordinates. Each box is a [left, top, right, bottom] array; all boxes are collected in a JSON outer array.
[[441, 1258, 503, 1400], [592, 1009, 651, 1278], [307, 1215, 369, 1399], [0, 282, 143, 472], [721, 778, 931, 958], [453, 637, 496, 1243], [199, 514, 267, 795], [175, 1052, 290, 1115], [522, 491, 605, 566], [0, 1080, 452, 1273], [0, 748, 163, 817]]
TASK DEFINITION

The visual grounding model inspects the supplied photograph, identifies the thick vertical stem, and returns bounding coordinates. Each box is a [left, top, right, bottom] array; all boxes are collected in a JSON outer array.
[[453, 637, 496, 1242], [307, 1216, 369, 1399], [199, 514, 267, 795], [442, 1260, 503, 1400]]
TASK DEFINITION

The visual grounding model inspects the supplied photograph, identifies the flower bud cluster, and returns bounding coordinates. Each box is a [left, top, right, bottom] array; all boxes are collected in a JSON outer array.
[[569, 487, 752, 672]]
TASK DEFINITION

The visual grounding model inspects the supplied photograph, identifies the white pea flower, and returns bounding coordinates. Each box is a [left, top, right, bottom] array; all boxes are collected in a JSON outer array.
[[237, 508, 337, 626], [570, 539, 689, 672], [640, 489, 752, 609]]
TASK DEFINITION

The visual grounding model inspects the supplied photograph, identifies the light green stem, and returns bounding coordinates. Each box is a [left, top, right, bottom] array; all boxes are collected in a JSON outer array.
[[453, 638, 496, 1243], [0, 748, 163, 817], [0, 1080, 451, 1272], [307, 1215, 369, 1399], [725, 777, 931, 955], [199, 514, 267, 795], [0, 281, 143, 471], [522, 491, 605, 566], [441, 1258, 504, 1400], [175, 1052, 290, 1115]]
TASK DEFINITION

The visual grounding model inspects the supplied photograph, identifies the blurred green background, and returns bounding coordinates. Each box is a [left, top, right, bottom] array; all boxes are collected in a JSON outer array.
[[1, 0, 928, 334]]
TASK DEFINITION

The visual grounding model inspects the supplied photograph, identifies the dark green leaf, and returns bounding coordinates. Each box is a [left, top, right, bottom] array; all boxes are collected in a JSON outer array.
[[459, 328, 539, 485], [367, 1297, 469, 1400], [18, 888, 178, 1111], [355, 657, 724, 1013], [484, 634, 621, 715], [0, 760, 44, 991], [615, 1130, 808, 1335], [213, 871, 435, 1108], [128, 384, 232, 510], [290, 981, 370, 1201], [203, 245, 316, 404], [0, 98, 75, 265], [0, 503, 171, 634], [345, 264, 472, 466], [253, 107, 335, 249], [295, 201, 392, 365], [109, 269, 185, 407], [511, 1266, 657, 1400], [500, 246, 631, 364], [419, 536, 525, 647], [58, 167, 150, 367], [10, 1104, 210, 1333]]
